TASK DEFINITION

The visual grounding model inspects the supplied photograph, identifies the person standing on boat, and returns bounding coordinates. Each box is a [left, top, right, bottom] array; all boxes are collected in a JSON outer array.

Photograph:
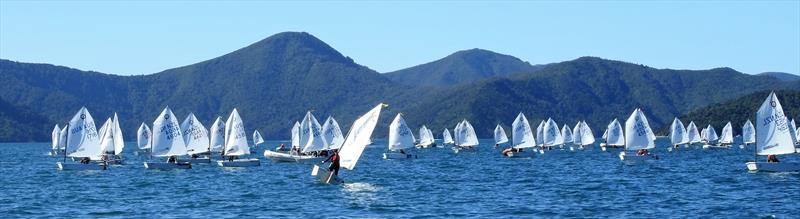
[[322, 149, 340, 176]]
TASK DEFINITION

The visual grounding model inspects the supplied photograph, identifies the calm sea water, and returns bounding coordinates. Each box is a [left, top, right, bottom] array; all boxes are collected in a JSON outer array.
[[1, 138, 798, 218]]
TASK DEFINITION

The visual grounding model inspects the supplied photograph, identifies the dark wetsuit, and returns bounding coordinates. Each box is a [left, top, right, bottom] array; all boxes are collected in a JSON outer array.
[[324, 153, 340, 176]]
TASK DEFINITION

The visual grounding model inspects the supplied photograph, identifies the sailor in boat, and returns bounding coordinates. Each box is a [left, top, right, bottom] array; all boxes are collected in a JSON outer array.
[[80, 157, 91, 164], [767, 155, 779, 163], [168, 156, 177, 163], [637, 149, 649, 156], [277, 144, 287, 152], [501, 147, 521, 156], [321, 149, 340, 176], [399, 149, 406, 154]]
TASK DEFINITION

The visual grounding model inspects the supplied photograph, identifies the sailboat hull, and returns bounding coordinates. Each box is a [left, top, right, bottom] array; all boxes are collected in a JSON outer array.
[[217, 158, 260, 167], [57, 162, 107, 170], [382, 152, 417, 159], [263, 150, 325, 163], [619, 151, 658, 163], [144, 162, 192, 170], [703, 144, 730, 150], [746, 162, 800, 172], [177, 157, 211, 163], [311, 165, 343, 184], [452, 146, 476, 154], [505, 150, 536, 158]]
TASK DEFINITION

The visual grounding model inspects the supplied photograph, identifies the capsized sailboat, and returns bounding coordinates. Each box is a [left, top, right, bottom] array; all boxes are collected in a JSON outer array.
[[57, 107, 107, 170], [384, 113, 417, 159], [218, 108, 260, 167], [312, 103, 386, 184], [746, 92, 800, 172], [619, 108, 658, 162], [144, 107, 192, 170]]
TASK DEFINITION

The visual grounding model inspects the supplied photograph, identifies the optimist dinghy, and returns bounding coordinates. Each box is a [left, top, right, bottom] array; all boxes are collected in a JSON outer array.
[[383, 114, 418, 159], [312, 104, 385, 184], [503, 112, 536, 158], [745, 92, 800, 172], [217, 108, 260, 167], [619, 108, 658, 163], [144, 107, 192, 170], [57, 107, 107, 170]]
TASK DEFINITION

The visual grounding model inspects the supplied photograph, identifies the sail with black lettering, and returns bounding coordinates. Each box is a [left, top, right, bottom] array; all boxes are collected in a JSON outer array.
[[494, 124, 508, 145], [66, 107, 101, 158], [755, 92, 795, 155], [624, 108, 655, 150], [151, 107, 187, 157], [209, 117, 225, 153], [388, 114, 415, 151], [181, 113, 209, 155]]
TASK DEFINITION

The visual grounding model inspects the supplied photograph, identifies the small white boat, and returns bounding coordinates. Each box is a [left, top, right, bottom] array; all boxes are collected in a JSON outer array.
[[502, 112, 537, 158], [143, 161, 191, 170], [57, 107, 108, 171], [416, 125, 435, 148], [384, 114, 417, 159], [452, 119, 479, 154], [311, 164, 344, 184], [572, 120, 595, 150], [177, 156, 211, 163], [57, 162, 107, 170], [669, 117, 689, 148], [263, 150, 325, 163], [217, 158, 260, 167], [442, 128, 455, 146], [745, 92, 800, 173], [144, 107, 193, 170], [601, 119, 625, 151], [620, 108, 657, 163]]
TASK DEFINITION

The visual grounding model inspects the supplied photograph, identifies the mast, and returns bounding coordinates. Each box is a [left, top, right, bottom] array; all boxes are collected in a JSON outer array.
[[63, 123, 69, 163]]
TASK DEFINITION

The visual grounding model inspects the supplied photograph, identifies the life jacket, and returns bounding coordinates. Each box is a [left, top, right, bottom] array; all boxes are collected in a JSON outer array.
[[331, 154, 339, 162]]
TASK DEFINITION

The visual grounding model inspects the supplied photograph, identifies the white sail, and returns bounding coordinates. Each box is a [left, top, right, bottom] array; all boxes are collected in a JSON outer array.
[[181, 113, 209, 155], [51, 124, 60, 150], [209, 117, 225, 153], [458, 120, 479, 147], [572, 122, 582, 145], [494, 124, 509, 144], [98, 118, 114, 157], [719, 122, 734, 144], [706, 125, 719, 142], [58, 126, 67, 150], [388, 114, 415, 151], [253, 130, 265, 146], [300, 111, 328, 152], [111, 113, 124, 155], [511, 112, 536, 148], [223, 108, 250, 156], [562, 125, 573, 143], [789, 119, 798, 144], [686, 121, 701, 144], [151, 107, 187, 157], [321, 117, 345, 150], [291, 121, 300, 148], [755, 92, 796, 155], [339, 104, 385, 170], [578, 121, 595, 146], [624, 108, 655, 150], [66, 107, 102, 158], [443, 129, 454, 144], [701, 128, 708, 141], [606, 119, 625, 146], [427, 128, 434, 142], [543, 118, 564, 146], [742, 120, 756, 144], [535, 120, 545, 146], [418, 125, 434, 146], [97, 119, 109, 143], [453, 122, 463, 146], [670, 118, 686, 145], [137, 123, 151, 150]]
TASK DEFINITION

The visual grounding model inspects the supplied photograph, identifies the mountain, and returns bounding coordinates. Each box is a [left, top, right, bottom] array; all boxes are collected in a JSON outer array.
[[0, 97, 53, 142], [0, 32, 415, 141], [383, 48, 543, 87], [757, 72, 800, 81], [398, 57, 799, 137], [670, 90, 800, 136]]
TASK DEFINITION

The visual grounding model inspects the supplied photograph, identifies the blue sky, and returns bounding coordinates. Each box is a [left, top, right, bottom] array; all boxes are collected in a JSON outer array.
[[1, 1, 798, 75]]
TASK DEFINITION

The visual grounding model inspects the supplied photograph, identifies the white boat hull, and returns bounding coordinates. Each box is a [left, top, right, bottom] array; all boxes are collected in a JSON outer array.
[[382, 152, 417, 159], [263, 150, 325, 163], [452, 146, 476, 153], [177, 157, 211, 163], [703, 144, 730, 150], [217, 158, 261, 167], [57, 162, 107, 170], [311, 165, 343, 184], [506, 151, 535, 158], [746, 162, 800, 172], [144, 162, 192, 170], [619, 151, 658, 163]]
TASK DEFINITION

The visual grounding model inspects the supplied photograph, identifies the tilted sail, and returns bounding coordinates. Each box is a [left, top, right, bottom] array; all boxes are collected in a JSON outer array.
[[137, 123, 152, 150], [686, 121, 701, 144], [606, 119, 625, 146], [253, 130, 265, 146], [789, 119, 798, 144], [512, 112, 536, 148], [719, 122, 734, 144], [339, 104, 385, 170], [742, 120, 755, 144], [51, 124, 60, 150], [209, 117, 225, 153], [562, 125, 573, 143], [443, 129, 454, 144], [66, 107, 102, 158], [58, 126, 67, 150], [494, 124, 509, 144], [543, 118, 564, 146], [291, 121, 300, 148], [755, 92, 796, 155], [111, 113, 124, 155], [418, 125, 434, 146], [577, 121, 595, 146], [388, 114, 415, 151], [670, 118, 686, 145], [458, 120, 480, 147], [223, 108, 250, 156], [321, 117, 345, 150], [624, 108, 655, 150], [535, 120, 545, 146], [151, 107, 187, 157], [705, 125, 719, 142], [181, 113, 209, 155], [300, 112, 328, 152]]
